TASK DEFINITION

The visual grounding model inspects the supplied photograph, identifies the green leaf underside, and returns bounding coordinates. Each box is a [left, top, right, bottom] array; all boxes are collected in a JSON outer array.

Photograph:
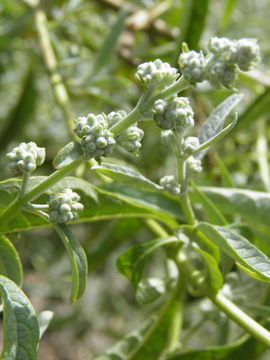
[[117, 237, 179, 289], [0, 275, 39, 360], [0, 235, 23, 286], [193, 186, 270, 228], [54, 224, 88, 302], [92, 162, 163, 192], [0, 178, 179, 234], [197, 223, 270, 282], [197, 93, 243, 159], [53, 141, 84, 169], [93, 290, 177, 360]]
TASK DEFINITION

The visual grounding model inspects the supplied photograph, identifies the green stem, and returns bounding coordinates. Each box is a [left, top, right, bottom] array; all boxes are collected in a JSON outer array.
[[152, 76, 189, 103], [34, 7, 76, 139], [166, 280, 184, 354], [0, 158, 82, 226], [176, 251, 270, 348], [142, 218, 168, 237], [179, 192, 197, 226], [110, 77, 189, 137], [177, 159, 196, 226], [210, 292, 270, 347], [19, 172, 30, 197], [110, 101, 144, 137]]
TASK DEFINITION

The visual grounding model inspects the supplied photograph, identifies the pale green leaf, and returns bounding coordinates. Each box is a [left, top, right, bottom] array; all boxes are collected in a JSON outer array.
[[92, 162, 162, 192], [0, 275, 39, 360], [197, 94, 243, 159], [194, 186, 270, 228], [53, 141, 84, 169], [197, 223, 270, 282]]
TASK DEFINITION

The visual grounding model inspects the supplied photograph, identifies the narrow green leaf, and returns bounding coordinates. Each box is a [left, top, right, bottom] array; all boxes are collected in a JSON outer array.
[[0, 178, 179, 234], [0, 275, 40, 360], [234, 87, 270, 132], [53, 141, 84, 169], [220, 0, 238, 30], [193, 186, 270, 228], [214, 153, 235, 187], [197, 223, 270, 282], [93, 289, 179, 360], [0, 235, 23, 286], [92, 162, 163, 192], [116, 237, 179, 289], [54, 224, 88, 302], [191, 182, 227, 225], [195, 114, 237, 158], [91, 10, 126, 75], [197, 94, 243, 159], [178, 0, 210, 51], [0, 66, 37, 152]]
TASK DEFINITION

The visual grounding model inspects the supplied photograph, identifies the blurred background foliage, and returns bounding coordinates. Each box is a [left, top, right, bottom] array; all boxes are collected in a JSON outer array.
[[1, 0, 270, 359]]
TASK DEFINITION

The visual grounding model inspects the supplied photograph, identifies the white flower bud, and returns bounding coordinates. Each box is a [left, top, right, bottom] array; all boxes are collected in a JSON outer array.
[[48, 189, 84, 224], [183, 137, 200, 155], [207, 58, 237, 88], [117, 125, 144, 153], [159, 175, 181, 195], [107, 110, 127, 127], [6, 142, 46, 175], [74, 113, 116, 159], [187, 156, 202, 174], [135, 59, 178, 87], [153, 97, 194, 133], [178, 50, 207, 83], [208, 37, 238, 63], [235, 39, 260, 71]]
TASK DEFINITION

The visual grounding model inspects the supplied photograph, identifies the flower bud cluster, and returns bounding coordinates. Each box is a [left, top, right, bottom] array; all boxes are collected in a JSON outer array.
[[182, 136, 200, 156], [6, 142, 45, 175], [108, 111, 144, 154], [178, 51, 206, 84], [136, 59, 178, 87], [159, 175, 181, 195], [187, 156, 202, 174], [153, 97, 194, 132], [178, 37, 260, 87], [48, 189, 84, 223], [74, 113, 116, 159]]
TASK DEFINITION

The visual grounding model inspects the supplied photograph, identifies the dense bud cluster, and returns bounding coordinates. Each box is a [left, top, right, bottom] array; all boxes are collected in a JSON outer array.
[[74, 113, 116, 159], [187, 156, 202, 174], [178, 37, 260, 88], [153, 97, 194, 132], [136, 59, 178, 87], [6, 142, 45, 175], [159, 175, 181, 195], [178, 51, 206, 84], [183, 137, 200, 155], [108, 111, 144, 153], [48, 189, 84, 223]]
